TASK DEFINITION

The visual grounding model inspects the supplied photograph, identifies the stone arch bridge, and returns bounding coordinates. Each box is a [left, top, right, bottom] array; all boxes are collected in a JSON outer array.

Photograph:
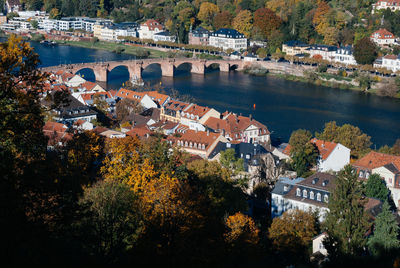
[[41, 58, 248, 82]]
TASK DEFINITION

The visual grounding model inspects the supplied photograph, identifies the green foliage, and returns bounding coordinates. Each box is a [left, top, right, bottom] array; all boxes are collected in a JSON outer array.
[[220, 148, 244, 174], [323, 165, 369, 259], [367, 201, 400, 257], [30, 20, 39, 29], [364, 174, 389, 202], [317, 64, 328, 73], [78, 180, 140, 261], [289, 129, 318, 177]]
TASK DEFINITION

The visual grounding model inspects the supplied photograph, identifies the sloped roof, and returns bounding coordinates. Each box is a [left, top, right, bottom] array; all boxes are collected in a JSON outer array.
[[283, 138, 339, 161], [141, 19, 163, 31], [371, 28, 395, 39], [353, 151, 400, 170]]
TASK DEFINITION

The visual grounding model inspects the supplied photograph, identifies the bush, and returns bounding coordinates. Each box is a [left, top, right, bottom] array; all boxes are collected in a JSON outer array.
[[31, 33, 45, 42], [134, 48, 150, 58], [317, 64, 328, 73], [113, 46, 125, 54]]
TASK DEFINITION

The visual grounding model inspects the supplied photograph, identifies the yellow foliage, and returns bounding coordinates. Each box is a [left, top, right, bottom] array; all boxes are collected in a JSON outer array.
[[224, 212, 259, 245], [232, 10, 253, 37]]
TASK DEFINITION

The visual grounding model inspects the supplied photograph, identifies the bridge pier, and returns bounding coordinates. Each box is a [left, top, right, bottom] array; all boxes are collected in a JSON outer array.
[[219, 63, 230, 72], [161, 63, 175, 77], [128, 63, 143, 81], [93, 65, 109, 82], [191, 62, 205, 75]]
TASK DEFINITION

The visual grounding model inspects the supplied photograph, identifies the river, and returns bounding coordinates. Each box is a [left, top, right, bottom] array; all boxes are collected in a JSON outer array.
[[24, 41, 400, 147]]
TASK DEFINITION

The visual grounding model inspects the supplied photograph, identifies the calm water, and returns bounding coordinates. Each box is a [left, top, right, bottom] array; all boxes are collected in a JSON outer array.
[[17, 40, 400, 146]]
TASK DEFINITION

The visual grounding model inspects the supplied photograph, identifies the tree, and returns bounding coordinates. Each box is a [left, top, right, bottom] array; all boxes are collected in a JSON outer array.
[[316, 121, 372, 159], [256, 47, 268, 58], [289, 129, 318, 176], [219, 148, 244, 174], [313, 1, 331, 37], [213, 11, 233, 30], [253, 8, 282, 39], [354, 37, 378, 65], [30, 20, 39, 29], [197, 2, 220, 29], [367, 201, 400, 257], [92, 94, 109, 114], [78, 181, 140, 262], [224, 212, 260, 256], [269, 209, 317, 256], [323, 165, 368, 259], [365, 174, 389, 202], [393, 139, 400, 155], [115, 98, 143, 122], [49, 8, 61, 19], [232, 9, 253, 37]]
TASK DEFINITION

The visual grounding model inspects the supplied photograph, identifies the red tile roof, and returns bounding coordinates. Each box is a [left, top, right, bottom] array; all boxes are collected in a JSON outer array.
[[182, 104, 210, 119], [43, 121, 72, 146], [384, 54, 398, 60], [169, 130, 220, 150], [126, 124, 152, 138], [204, 113, 270, 139], [80, 81, 97, 91], [371, 28, 395, 39], [141, 19, 163, 31], [283, 138, 338, 160], [353, 151, 400, 170]]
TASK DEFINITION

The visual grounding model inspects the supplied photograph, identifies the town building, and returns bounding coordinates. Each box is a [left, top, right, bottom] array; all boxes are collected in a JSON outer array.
[[179, 104, 220, 127], [353, 151, 400, 209], [40, 17, 112, 33], [271, 177, 305, 218], [188, 26, 210, 46], [204, 112, 270, 144], [93, 22, 138, 41], [306, 44, 337, 61], [160, 99, 192, 123], [116, 89, 170, 109], [153, 31, 176, 42], [168, 129, 227, 158], [282, 40, 310, 56], [372, 0, 400, 12], [370, 28, 396, 46], [374, 54, 400, 72], [209, 28, 247, 51], [138, 19, 163, 40], [43, 121, 72, 149], [334, 46, 357, 65], [282, 138, 350, 172]]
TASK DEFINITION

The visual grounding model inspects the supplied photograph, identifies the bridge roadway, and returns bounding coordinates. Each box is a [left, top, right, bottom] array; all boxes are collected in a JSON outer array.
[[40, 58, 249, 82]]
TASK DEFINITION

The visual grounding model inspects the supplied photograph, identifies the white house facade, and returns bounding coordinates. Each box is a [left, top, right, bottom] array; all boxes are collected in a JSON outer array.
[[209, 28, 247, 51]]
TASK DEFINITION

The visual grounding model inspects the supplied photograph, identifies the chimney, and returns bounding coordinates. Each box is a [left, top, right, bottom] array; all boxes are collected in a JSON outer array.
[[207, 130, 210, 136], [249, 114, 252, 121], [222, 129, 226, 136]]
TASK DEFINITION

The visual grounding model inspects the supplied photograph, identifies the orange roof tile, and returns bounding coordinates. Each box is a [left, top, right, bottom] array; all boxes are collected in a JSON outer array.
[[353, 151, 400, 170], [182, 104, 211, 119], [169, 130, 220, 150], [126, 125, 152, 137], [141, 19, 163, 31], [371, 28, 395, 39], [283, 138, 338, 160]]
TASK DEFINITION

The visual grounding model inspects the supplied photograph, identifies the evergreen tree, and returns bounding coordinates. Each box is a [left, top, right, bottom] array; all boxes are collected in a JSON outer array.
[[364, 174, 389, 202], [367, 201, 400, 258], [288, 129, 318, 177], [323, 165, 368, 259]]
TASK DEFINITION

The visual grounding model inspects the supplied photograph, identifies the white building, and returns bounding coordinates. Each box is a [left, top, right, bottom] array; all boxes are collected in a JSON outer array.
[[271, 177, 305, 218], [312, 233, 328, 256], [372, 0, 400, 12], [310, 138, 351, 172], [153, 31, 176, 42], [209, 28, 247, 51], [40, 17, 111, 32], [334, 46, 357, 65], [138, 19, 163, 40], [306, 44, 337, 61], [372, 164, 400, 209], [375, 54, 400, 72], [370, 28, 396, 46]]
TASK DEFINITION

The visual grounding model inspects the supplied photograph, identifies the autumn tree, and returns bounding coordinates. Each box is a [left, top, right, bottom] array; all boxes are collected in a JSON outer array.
[[197, 2, 220, 29], [116, 98, 143, 122], [213, 10, 233, 30], [269, 209, 317, 258], [367, 201, 400, 258], [316, 121, 372, 158], [313, 1, 331, 38], [232, 9, 253, 37], [253, 8, 282, 39], [224, 212, 260, 257], [354, 37, 378, 65], [323, 165, 368, 259], [289, 129, 318, 176], [394, 139, 400, 155]]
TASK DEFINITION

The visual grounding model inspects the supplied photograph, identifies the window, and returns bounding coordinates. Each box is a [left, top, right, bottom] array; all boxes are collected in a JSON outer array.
[[317, 193, 321, 201], [303, 189, 307, 198], [324, 195, 329, 203], [310, 191, 314, 200], [296, 188, 301, 196]]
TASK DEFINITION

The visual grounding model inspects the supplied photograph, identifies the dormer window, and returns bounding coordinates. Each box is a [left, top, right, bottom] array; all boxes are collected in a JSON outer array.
[[317, 193, 321, 201], [303, 189, 307, 198], [296, 188, 301, 196], [310, 191, 314, 200], [324, 195, 329, 203]]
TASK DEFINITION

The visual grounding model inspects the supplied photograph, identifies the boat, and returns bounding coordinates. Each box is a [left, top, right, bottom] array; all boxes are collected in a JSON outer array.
[[40, 40, 57, 46]]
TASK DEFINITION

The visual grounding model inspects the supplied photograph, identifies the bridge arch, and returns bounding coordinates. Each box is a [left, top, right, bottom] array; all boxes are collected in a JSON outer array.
[[142, 63, 163, 78], [175, 62, 192, 76], [75, 68, 96, 82], [108, 65, 130, 84]]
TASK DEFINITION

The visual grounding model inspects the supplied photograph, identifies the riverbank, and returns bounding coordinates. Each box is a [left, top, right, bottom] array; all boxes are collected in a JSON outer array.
[[247, 65, 400, 98], [54, 40, 168, 58]]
